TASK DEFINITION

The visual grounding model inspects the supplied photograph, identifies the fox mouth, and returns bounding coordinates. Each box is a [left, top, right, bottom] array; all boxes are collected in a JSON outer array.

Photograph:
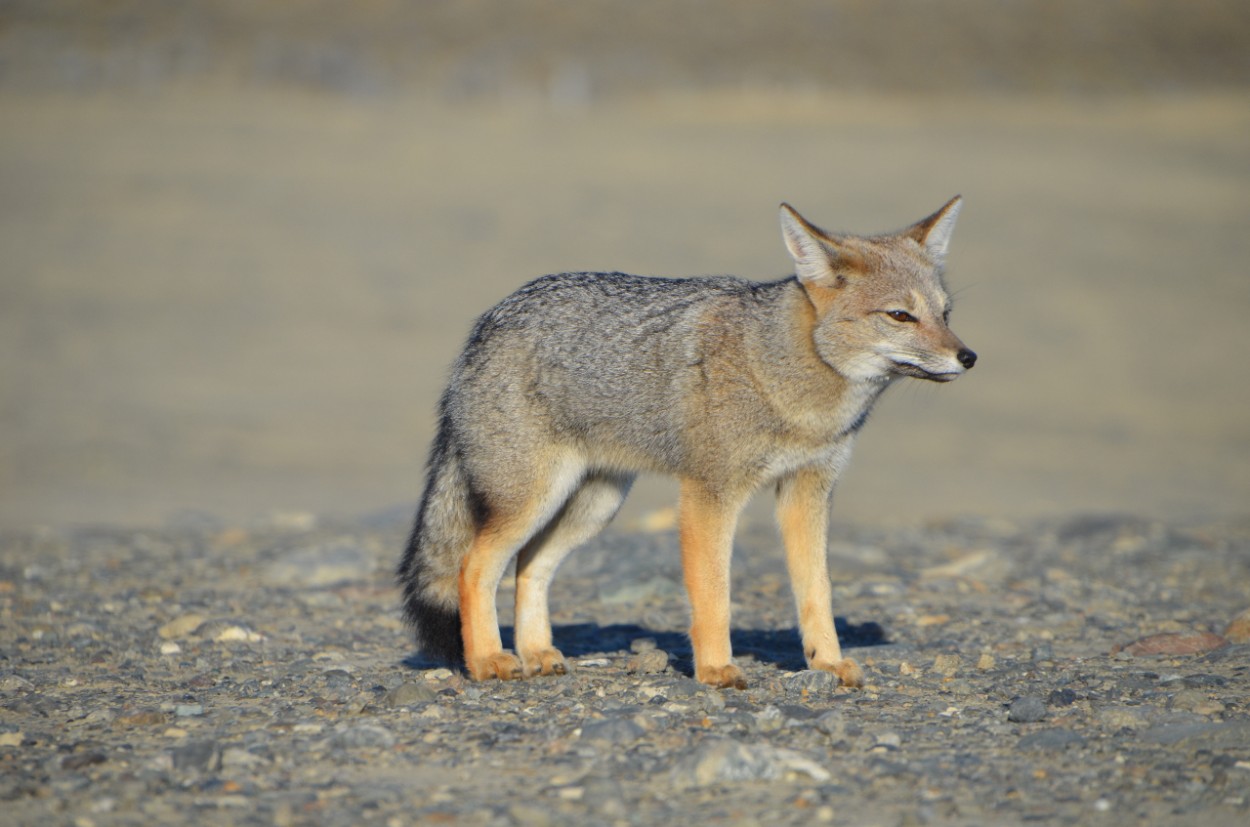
[[891, 361, 961, 382]]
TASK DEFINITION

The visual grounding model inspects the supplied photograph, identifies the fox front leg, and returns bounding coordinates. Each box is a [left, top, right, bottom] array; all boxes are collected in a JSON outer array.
[[679, 480, 749, 690], [776, 466, 863, 688]]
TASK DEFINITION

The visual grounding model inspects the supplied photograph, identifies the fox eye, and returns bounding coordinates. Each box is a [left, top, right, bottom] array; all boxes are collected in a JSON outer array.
[[886, 310, 918, 323]]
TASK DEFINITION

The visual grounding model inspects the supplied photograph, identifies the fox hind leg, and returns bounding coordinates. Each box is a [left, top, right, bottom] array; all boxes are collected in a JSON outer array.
[[459, 459, 583, 682], [515, 471, 634, 677]]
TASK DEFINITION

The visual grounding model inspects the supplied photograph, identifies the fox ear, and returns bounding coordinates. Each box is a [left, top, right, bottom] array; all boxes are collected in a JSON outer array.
[[779, 203, 846, 287], [904, 195, 963, 263]]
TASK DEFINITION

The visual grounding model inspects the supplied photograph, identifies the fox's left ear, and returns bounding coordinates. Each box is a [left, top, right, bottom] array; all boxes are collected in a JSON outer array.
[[904, 195, 963, 263]]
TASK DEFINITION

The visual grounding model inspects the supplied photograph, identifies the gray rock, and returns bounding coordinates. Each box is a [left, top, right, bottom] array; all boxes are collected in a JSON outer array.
[[669, 738, 831, 788], [784, 669, 838, 694], [626, 649, 669, 674], [1047, 688, 1078, 706], [384, 681, 439, 707], [580, 717, 645, 745], [1007, 695, 1048, 723], [1140, 720, 1250, 748]]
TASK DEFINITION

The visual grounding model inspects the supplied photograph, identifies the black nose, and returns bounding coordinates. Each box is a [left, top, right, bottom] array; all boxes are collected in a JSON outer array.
[[957, 348, 977, 369]]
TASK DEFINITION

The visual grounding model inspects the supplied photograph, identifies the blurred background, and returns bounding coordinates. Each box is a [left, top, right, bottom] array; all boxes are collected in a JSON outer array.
[[2, 1, 1248, 530]]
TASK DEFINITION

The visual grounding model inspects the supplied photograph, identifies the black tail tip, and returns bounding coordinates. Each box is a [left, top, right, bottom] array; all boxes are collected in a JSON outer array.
[[406, 600, 464, 667]]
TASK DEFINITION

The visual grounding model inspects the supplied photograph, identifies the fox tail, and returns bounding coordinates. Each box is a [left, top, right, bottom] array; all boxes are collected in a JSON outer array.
[[397, 421, 476, 665]]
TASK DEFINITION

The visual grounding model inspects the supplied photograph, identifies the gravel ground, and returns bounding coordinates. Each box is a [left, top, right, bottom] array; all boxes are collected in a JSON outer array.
[[3, 513, 1249, 826]]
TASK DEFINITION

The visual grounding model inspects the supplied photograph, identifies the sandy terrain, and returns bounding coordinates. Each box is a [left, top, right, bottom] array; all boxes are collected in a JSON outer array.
[[3, 85, 1248, 530]]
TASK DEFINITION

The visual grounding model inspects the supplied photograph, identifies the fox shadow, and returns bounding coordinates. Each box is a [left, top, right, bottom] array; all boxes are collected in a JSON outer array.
[[402, 618, 888, 675]]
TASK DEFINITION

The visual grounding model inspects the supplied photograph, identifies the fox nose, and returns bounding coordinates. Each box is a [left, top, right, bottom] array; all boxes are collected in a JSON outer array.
[[957, 348, 977, 369]]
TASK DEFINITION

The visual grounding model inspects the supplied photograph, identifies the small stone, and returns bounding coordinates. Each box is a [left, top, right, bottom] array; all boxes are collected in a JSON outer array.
[[1047, 688, 1078, 707], [61, 752, 107, 771], [0, 731, 23, 747], [158, 614, 206, 640], [0, 674, 33, 692], [627, 649, 669, 674], [629, 637, 658, 653], [1097, 705, 1151, 730], [1225, 608, 1250, 643], [173, 703, 204, 718], [384, 681, 439, 707], [1007, 696, 1047, 723], [899, 662, 918, 677], [754, 706, 784, 733], [188, 619, 262, 643], [1114, 631, 1227, 657], [579, 717, 645, 745], [669, 738, 830, 788], [932, 654, 962, 677], [784, 669, 838, 694], [117, 710, 166, 728], [976, 653, 996, 671], [814, 710, 849, 739], [159, 641, 182, 655], [1169, 689, 1224, 715], [873, 732, 902, 750]]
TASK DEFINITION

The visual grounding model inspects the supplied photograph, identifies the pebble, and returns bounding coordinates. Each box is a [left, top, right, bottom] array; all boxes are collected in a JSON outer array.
[[932, 654, 962, 676], [1007, 696, 1047, 723], [669, 738, 831, 788], [579, 717, 645, 746], [783, 669, 839, 695], [1114, 631, 1227, 657], [384, 681, 439, 707], [627, 649, 669, 674], [1224, 607, 1250, 643], [157, 614, 206, 640]]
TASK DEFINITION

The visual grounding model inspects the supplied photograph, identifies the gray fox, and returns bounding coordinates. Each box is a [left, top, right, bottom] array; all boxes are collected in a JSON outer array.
[[399, 198, 976, 689]]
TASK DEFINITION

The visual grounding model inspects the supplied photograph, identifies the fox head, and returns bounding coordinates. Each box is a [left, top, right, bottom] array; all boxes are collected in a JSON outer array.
[[779, 197, 976, 384]]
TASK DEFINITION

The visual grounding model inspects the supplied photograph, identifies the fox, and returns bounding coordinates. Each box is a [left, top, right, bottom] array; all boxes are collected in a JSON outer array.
[[398, 198, 976, 689]]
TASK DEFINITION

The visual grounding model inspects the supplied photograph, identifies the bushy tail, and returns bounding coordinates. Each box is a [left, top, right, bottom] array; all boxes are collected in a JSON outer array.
[[397, 427, 477, 665]]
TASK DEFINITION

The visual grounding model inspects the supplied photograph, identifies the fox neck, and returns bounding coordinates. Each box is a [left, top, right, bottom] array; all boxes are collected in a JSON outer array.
[[750, 279, 893, 443]]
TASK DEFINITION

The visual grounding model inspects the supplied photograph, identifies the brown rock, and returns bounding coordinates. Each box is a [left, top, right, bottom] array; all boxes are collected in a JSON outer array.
[[1113, 631, 1227, 657], [1223, 607, 1250, 643]]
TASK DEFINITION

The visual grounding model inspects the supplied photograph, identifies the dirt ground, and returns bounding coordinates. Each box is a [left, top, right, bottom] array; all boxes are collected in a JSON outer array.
[[1, 2, 1249, 531]]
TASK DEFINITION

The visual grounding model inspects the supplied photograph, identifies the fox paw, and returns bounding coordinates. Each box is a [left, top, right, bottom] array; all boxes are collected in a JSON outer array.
[[520, 648, 569, 678], [813, 657, 864, 688], [696, 663, 748, 690], [467, 652, 524, 681]]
